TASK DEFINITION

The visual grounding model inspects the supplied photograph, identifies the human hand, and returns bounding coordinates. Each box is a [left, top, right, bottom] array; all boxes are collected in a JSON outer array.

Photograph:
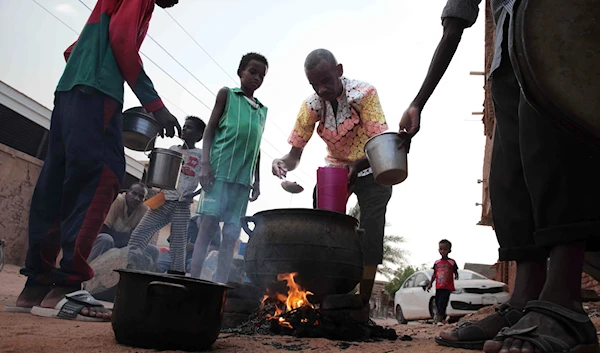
[[249, 182, 260, 202], [199, 163, 214, 192], [152, 106, 182, 138], [345, 163, 359, 190], [399, 105, 421, 140], [455, 273, 459, 280], [426, 285, 432, 292], [272, 159, 288, 178]]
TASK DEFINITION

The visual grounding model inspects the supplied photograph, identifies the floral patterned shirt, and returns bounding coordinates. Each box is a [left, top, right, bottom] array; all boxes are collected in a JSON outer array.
[[288, 77, 388, 173]]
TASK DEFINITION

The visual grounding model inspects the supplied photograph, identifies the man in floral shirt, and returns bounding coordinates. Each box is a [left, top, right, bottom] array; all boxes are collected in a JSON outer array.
[[272, 49, 391, 299]]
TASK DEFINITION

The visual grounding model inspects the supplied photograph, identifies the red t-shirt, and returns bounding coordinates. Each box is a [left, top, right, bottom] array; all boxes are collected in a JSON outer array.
[[433, 258, 458, 291]]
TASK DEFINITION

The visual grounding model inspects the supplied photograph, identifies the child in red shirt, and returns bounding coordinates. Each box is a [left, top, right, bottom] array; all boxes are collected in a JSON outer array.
[[427, 239, 459, 324]]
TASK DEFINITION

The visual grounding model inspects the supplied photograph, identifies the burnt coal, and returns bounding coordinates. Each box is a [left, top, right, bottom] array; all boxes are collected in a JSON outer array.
[[223, 299, 397, 342]]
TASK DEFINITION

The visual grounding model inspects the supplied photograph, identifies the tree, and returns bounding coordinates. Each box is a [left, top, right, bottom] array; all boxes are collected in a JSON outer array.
[[384, 264, 428, 295], [348, 203, 408, 279]]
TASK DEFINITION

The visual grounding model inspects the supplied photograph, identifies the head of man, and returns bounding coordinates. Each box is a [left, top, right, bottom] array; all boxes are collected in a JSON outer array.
[[126, 182, 148, 210], [155, 0, 178, 9], [304, 49, 344, 102]]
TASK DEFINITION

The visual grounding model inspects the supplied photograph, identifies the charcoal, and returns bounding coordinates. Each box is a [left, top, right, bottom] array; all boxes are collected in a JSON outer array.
[[221, 312, 250, 330], [320, 294, 368, 310], [224, 298, 260, 314], [223, 302, 397, 342]]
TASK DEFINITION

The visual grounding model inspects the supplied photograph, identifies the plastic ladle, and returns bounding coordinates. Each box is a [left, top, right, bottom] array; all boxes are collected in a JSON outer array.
[[280, 175, 304, 194]]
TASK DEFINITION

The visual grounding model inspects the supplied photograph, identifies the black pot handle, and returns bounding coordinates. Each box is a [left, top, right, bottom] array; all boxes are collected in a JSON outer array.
[[357, 228, 365, 240], [147, 281, 190, 302], [240, 216, 257, 237]]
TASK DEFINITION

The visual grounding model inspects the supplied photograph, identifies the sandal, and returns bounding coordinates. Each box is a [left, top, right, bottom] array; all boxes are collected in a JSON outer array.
[[435, 303, 524, 350], [30, 290, 111, 322], [488, 300, 599, 353]]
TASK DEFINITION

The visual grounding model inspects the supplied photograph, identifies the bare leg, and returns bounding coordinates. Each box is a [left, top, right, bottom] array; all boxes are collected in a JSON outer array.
[[359, 264, 378, 300], [214, 223, 240, 283], [484, 244, 586, 353], [190, 215, 219, 278]]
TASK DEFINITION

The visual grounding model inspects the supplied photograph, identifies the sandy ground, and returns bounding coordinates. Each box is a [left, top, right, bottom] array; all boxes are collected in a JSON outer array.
[[2, 264, 600, 353]]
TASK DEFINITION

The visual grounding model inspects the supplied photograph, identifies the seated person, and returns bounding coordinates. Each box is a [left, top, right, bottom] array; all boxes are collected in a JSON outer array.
[[156, 214, 221, 273], [88, 182, 159, 263]]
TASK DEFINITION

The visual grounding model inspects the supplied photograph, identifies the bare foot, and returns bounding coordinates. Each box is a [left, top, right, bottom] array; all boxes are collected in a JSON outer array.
[[40, 287, 111, 320], [15, 285, 53, 308], [482, 303, 597, 353]]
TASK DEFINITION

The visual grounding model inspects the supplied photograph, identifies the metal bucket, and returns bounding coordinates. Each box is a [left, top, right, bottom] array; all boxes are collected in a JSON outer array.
[[146, 148, 183, 189], [122, 107, 161, 152], [364, 132, 408, 186]]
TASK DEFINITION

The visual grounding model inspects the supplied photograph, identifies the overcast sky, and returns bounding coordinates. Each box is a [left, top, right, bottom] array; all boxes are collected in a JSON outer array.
[[0, 0, 499, 279]]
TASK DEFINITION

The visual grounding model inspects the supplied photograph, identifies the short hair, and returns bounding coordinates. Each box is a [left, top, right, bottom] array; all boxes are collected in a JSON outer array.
[[238, 52, 269, 75], [439, 239, 452, 249], [304, 49, 338, 70], [129, 182, 148, 192], [186, 115, 206, 134]]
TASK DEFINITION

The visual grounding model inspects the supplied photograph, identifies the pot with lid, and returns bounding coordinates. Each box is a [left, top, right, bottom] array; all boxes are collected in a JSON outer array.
[[111, 269, 231, 351]]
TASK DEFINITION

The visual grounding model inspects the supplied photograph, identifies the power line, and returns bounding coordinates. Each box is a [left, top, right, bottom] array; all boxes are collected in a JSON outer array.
[[163, 10, 238, 85]]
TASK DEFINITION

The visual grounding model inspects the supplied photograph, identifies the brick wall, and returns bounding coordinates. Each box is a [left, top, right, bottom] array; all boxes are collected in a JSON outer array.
[[493, 261, 600, 294]]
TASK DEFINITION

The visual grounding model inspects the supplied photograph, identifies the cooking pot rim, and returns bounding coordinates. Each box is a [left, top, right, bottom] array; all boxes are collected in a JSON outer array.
[[248, 208, 359, 226], [150, 148, 183, 158], [364, 131, 402, 148], [114, 269, 233, 289], [123, 110, 157, 123]]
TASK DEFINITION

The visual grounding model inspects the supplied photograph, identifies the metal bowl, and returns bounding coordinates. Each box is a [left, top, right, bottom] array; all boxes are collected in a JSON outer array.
[[122, 107, 160, 152]]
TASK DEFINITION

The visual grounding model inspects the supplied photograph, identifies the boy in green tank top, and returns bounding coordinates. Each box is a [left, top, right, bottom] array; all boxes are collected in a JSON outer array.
[[190, 53, 269, 283]]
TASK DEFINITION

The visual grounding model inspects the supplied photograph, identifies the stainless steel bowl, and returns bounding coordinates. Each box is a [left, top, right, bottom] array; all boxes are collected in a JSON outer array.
[[122, 107, 160, 152]]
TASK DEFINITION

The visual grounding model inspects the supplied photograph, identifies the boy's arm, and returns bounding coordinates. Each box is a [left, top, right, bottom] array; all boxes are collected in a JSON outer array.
[[454, 261, 459, 279], [200, 87, 228, 191], [250, 152, 261, 202], [108, 0, 163, 113]]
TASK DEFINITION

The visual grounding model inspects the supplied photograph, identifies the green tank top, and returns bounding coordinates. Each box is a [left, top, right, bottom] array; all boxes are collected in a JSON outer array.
[[211, 87, 268, 187]]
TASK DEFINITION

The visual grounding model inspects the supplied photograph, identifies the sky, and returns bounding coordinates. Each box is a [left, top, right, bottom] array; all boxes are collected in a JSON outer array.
[[0, 0, 500, 278]]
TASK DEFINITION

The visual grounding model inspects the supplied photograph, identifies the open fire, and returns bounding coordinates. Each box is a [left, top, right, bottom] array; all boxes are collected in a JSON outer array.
[[226, 272, 397, 342], [263, 273, 316, 329]]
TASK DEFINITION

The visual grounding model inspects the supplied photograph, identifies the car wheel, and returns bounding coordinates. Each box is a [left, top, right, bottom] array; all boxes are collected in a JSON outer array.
[[396, 304, 407, 324], [429, 298, 438, 319]]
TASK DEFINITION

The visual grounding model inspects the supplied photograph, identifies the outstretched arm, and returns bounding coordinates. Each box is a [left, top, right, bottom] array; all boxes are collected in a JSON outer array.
[[399, 17, 469, 138]]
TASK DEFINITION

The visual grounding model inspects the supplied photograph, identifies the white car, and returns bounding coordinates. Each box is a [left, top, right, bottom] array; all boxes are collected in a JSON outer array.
[[393, 269, 510, 324]]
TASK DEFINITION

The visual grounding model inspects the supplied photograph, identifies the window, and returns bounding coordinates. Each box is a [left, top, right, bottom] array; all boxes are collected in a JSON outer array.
[[404, 275, 416, 288], [414, 273, 428, 287]]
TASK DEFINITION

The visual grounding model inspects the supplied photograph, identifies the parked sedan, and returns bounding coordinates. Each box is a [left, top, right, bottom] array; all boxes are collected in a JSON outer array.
[[393, 269, 510, 324]]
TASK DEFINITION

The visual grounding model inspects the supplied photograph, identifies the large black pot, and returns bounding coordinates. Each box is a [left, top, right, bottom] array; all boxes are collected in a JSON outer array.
[[242, 208, 363, 303], [111, 269, 230, 351]]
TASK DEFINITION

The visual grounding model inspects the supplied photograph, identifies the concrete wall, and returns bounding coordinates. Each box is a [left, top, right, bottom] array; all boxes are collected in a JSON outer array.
[[0, 143, 43, 266]]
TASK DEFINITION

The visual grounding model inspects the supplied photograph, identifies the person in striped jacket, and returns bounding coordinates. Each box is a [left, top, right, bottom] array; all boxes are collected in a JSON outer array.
[[14, 0, 181, 322]]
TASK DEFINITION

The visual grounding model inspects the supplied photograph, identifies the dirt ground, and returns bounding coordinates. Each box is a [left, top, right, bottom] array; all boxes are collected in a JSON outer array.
[[2, 265, 600, 353]]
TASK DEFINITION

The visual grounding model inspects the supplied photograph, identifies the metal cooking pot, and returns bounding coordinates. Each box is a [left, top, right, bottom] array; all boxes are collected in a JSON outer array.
[[122, 107, 161, 152], [242, 208, 363, 303], [111, 269, 231, 351], [364, 132, 408, 186], [146, 148, 183, 189]]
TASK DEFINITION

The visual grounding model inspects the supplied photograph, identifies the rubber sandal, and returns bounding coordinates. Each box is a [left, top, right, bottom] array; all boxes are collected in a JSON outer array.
[[435, 303, 524, 350], [30, 290, 111, 322], [4, 305, 33, 313], [490, 300, 600, 353]]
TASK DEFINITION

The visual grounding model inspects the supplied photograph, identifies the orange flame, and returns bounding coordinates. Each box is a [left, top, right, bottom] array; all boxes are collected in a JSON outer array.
[[261, 272, 314, 328], [276, 272, 314, 312]]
